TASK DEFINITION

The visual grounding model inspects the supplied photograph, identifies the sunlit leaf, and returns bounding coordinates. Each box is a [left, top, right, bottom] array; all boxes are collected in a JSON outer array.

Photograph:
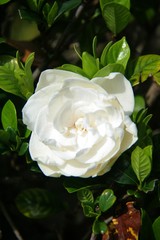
[[129, 54, 160, 86], [100, 41, 113, 66], [82, 52, 99, 78], [1, 100, 17, 131], [93, 63, 124, 77], [105, 37, 130, 69], [131, 146, 152, 185]]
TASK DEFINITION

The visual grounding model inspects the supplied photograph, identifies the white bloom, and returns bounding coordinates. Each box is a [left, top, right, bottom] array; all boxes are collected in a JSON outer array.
[[22, 70, 137, 178]]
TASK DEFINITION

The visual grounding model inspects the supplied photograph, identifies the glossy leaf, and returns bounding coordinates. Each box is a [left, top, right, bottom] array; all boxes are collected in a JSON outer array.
[[105, 37, 130, 69], [129, 54, 160, 86], [152, 216, 160, 240], [92, 218, 107, 234], [131, 146, 152, 185], [82, 52, 99, 78], [1, 100, 17, 131], [99, 189, 116, 212], [102, 3, 131, 35], [93, 63, 124, 77], [15, 188, 56, 219]]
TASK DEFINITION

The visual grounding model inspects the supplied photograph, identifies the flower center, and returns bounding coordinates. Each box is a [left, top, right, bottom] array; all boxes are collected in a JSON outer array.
[[75, 118, 88, 133]]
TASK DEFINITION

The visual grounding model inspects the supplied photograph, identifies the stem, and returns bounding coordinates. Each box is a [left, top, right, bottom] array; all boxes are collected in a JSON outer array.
[[0, 200, 24, 240]]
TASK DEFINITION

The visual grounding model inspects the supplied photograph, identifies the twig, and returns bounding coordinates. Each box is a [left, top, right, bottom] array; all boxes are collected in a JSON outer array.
[[90, 233, 97, 240], [0, 200, 24, 240]]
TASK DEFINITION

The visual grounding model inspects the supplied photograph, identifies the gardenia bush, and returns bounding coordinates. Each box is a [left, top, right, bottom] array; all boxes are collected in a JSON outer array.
[[22, 70, 137, 177]]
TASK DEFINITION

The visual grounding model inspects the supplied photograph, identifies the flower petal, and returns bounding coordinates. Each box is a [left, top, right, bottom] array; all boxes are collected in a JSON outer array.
[[92, 72, 134, 115]]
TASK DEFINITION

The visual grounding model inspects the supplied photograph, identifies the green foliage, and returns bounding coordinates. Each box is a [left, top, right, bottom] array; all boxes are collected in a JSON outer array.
[[99, 189, 116, 212], [15, 188, 58, 219], [152, 216, 160, 240], [128, 54, 160, 86], [92, 218, 107, 234], [100, 0, 131, 35], [59, 37, 130, 79], [1, 100, 17, 131], [0, 52, 34, 99], [131, 146, 152, 187], [0, 0, 11, 5], [139, 209, 154, 240]]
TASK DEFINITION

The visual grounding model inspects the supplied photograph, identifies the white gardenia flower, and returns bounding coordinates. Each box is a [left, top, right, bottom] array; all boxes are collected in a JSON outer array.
[[22, 69, 138, 178]]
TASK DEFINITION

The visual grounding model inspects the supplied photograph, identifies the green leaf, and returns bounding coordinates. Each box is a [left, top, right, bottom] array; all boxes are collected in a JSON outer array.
[[100, 41, 113, 66], [15, 188, 57, 219], [55, 0, 82, 21], [131, 146, 152, 185], [139, 209, 154, 240], [115, 165, 138, 185], [142, 179, 157, 193], [82, 204, 98, 218], [92, 218, 107, 234], [153, 216, 160, 240], [0, 129, 10, 145], [24, 52, 34, 97], [92, 36, 98, 59], [0, 0, 11, 5], [27, 0, 45, 12], [58, 64, 87, 77], [0, 59, 23, 98], [93, 63, 124, 77], [18, 142, 29, 156], [1, 100, 17, 131], [100, 0, 130, 10], [102, 3, 131, 35], [129, 55, 160, 86], [82, 52, 99, 78], [105, 37, 130, 69], [77, 189, 94, 204], [99, 189, 116, 212], [132, 95, 145, 121], [47, 1, 58, 27]]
